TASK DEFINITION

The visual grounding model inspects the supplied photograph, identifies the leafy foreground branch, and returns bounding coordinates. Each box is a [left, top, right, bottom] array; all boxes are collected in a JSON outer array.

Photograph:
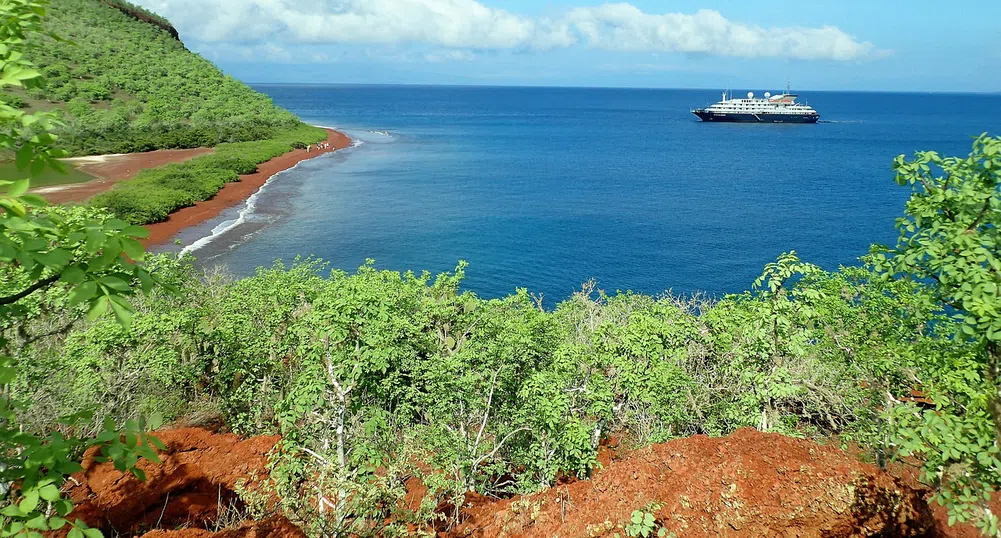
[[879, 133, 1001, 536], [1, 2, 164, 536]]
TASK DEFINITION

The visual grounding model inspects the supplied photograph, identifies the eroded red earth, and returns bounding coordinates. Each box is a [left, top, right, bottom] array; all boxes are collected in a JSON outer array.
[[61, 427, 995, 537]]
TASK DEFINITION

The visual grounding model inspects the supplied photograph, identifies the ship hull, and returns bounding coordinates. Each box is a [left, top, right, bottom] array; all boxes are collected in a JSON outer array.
[[692, 110, 819, 123]]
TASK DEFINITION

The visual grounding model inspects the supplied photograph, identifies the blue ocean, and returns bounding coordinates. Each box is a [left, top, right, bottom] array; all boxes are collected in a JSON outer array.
[[172, 86, 1001, 300]]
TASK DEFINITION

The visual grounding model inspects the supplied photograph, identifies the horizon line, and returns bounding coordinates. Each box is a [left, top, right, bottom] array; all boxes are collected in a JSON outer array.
[[246, 81, 1001, 96]]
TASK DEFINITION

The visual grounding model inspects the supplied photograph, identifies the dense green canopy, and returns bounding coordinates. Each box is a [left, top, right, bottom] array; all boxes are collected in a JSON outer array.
[[14, 0, 302, 156]]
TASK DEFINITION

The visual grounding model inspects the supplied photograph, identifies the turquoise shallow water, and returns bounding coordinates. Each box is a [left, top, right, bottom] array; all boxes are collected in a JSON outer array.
[[176, 85, 1001, 300]]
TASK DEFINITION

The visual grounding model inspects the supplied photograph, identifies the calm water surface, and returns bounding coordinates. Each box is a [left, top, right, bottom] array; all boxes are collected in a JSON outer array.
[[173, 86, 1001, 300]]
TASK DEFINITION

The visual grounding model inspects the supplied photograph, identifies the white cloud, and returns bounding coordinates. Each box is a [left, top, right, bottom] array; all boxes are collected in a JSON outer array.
[[565, 5, 872, 60], [136, 0, 876, 61]]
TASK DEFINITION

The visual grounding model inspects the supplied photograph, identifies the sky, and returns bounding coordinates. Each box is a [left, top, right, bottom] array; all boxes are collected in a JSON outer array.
[[134, 0, 1001, 92]]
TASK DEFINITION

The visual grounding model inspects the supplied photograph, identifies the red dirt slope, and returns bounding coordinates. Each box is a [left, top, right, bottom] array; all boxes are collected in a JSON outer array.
[[60, 426, 993, 538], [66, 428, 299, 538], [453, 428, 935, 538], [138, 515, 302, 538]]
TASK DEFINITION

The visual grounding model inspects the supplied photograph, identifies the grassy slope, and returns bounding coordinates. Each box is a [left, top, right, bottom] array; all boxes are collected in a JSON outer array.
[[18, 0, 327, 224], [17, 0, 311, 156]]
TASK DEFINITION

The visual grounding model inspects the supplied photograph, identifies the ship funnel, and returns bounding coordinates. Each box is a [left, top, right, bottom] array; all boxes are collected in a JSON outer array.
[[747, 92, 754, 98]]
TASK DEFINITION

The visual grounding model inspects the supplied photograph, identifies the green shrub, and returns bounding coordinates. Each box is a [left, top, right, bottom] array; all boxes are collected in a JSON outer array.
[[79, 81, 112, 101], [2, 93, 26, 108]]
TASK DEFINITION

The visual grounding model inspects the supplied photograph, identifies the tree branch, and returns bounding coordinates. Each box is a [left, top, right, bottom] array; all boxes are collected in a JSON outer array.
[[966, 197, 992, 232], [472, 427, 530, 472], [19, 318, 78, 351], [473, 367, 502, 456], [0, 274, 60, 305]]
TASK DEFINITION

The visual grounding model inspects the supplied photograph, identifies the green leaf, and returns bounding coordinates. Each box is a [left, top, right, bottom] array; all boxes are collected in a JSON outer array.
[[86, 295, 110, 321], [30, 156, 45, 177], [38, 483, 60, 502], [25, 514, 48, 530], [15, 144, 32, 171], [68, 281, 98, 306], [108, 294, 134, 328], [0, 366, 16, 384], [147, 412, 163, 431], [10, 67, 41, 81], [19, 193, 47, 207], [99, 276, 131, 293], [8, 177, 29, 196], [19, 488, 39, 513], [85, 228, 105, 254], [0, 504, 24, 517], [148, 435, 166, 451], [123, 225, 150, 239], [54, 499, 74, 516], [61, 265, 86, 285], [122, 238, 144, 261], [34, 248, 72, 268]]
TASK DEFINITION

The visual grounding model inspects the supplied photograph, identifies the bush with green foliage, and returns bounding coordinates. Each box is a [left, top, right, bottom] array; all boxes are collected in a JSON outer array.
[[10, 254, 945, 533], [878, 134, 1001, 536]]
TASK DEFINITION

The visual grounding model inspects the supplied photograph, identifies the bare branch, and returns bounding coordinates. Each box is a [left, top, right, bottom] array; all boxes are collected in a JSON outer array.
[[472, 427, 530, 471], [0, 274, 60, 305], [473, 367, 503, 455], [19, 318, 78, 351], [302, 446, 333, 466]]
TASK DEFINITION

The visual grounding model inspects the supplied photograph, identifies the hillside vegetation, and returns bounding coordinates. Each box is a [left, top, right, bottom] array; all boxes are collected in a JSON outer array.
[[15, 0, 303, 156], [0, 1, 999, 537], [8, 0, 328, 224]]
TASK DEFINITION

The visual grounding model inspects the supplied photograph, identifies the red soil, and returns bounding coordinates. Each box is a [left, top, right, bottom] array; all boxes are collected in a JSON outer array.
[[141, 128, 350, 247], [60, 427, 995, 538], [452, 429, 939, 538], [65, 427, 295, 537], [137, 516, 303, 538], [37, 148, 215, 205]]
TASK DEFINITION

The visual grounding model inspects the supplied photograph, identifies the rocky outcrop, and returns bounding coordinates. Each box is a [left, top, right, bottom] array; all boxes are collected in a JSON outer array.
[[104, 0, 183, 43]]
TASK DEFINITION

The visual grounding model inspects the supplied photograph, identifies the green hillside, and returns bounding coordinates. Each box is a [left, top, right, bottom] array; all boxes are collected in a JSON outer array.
[[1, 0, 327, 225], [14, 0, 302, 155]]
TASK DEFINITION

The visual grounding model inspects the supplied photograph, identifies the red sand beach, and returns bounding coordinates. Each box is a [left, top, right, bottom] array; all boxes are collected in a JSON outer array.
[[136, 128, 351, 247], [37, 147, 216, 205]]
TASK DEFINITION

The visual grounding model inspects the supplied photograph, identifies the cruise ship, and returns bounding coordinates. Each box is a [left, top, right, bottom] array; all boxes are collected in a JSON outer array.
[[692, 90, 819, 123]]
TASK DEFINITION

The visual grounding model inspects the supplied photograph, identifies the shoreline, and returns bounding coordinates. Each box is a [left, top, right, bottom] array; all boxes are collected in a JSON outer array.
[[141, 128, 351, 247]]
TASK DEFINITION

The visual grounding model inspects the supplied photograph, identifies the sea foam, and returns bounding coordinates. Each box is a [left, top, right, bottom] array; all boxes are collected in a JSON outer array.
[[180, 125, 369, 256], [178, 161, 296, 256]]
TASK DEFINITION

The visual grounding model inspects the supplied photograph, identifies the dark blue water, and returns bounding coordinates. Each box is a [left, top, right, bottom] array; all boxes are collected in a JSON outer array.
[[180, 86, 1001, 300]]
